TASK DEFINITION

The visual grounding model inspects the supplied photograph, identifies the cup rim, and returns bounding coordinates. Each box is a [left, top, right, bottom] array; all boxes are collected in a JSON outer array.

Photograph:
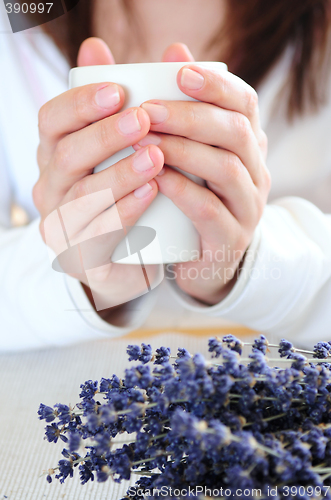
[[70, 61, 227, 73]]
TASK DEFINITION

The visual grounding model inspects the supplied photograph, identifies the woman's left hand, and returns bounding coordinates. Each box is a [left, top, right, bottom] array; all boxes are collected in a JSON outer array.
[[134, 48, 271, 305]]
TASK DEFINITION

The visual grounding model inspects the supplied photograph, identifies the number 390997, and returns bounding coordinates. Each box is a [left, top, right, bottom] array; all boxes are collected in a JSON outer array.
[[5, 3, 53, 14]]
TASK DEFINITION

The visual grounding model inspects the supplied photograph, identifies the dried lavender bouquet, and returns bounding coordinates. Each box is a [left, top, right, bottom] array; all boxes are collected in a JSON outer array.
[[38, 336, 331, 499]]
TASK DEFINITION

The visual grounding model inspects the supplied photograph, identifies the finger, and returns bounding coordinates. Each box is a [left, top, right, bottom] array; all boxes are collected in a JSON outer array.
[[45, 180, 158, 278], [77, 37, 115, 66], [76, 179, 158, 249], [38, 37, 119, 167], [140, 101, 263, 185], [38, 82, 125, 163], [134, 133, 256, 222], [162, 43, 195, 63], [155, 166, 240, 248], [177, 65, 261, 140], [58, 145, 164, 239], [69, 180, 158, 276], [35, 107, 152, 213]]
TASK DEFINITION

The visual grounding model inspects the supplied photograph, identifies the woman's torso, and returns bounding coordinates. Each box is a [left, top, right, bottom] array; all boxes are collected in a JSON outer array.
[[1, 17, 331, 330]]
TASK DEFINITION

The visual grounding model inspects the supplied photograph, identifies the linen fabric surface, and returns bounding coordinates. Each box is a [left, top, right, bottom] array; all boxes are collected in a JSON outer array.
[[0, 3, 331, 350]]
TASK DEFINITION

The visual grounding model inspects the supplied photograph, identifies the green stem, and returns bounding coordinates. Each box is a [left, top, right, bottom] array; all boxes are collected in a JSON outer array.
[[321, 471, 331, 481], [243, 412, 287, 427], [229, 433, 281, 458], [132, 453, 172, 466], [228, 394, 304, 403], [243, 342, 316, 356]]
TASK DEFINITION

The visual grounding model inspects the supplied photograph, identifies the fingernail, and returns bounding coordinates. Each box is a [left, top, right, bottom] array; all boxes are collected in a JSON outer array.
[[157, 167, 165, 176], [181, 68, 204, 90], [95, 84, 120, 108], [118, 110, 142, 135], [141, 103, 168, 124], [134, 183, 153, 199], [133, 148, 154, 172], [137, 133, 161, 147]]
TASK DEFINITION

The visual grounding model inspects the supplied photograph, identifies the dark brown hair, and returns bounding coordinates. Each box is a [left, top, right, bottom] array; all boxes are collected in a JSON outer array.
[[41, 0, 331, 119]]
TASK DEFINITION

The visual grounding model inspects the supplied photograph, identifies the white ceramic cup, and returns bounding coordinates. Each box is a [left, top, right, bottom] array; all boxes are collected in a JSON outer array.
[[69, 61, 227, 264]]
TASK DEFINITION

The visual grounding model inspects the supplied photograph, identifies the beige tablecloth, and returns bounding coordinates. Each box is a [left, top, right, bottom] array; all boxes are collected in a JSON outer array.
[[0, 329, 255, 500]]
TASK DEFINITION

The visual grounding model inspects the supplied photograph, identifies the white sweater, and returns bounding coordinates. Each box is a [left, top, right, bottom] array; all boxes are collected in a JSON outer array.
[[0, 5, 330, 351]]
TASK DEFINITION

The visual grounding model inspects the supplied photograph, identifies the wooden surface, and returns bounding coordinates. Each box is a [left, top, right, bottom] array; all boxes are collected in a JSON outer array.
[[126, 325, 259, 339]]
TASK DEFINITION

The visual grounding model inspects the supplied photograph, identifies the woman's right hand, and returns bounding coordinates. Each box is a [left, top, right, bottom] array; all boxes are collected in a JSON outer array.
[[33, 38, 164, 317]]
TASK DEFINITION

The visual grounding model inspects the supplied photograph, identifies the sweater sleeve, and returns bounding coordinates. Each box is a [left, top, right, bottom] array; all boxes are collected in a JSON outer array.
[[167, 197, 331, 348], [0, 216, 160, 351]]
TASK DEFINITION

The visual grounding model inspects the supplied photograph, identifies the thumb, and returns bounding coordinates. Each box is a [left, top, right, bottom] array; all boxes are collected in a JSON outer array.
[[162, 43, 195, 63], [77, 37, 115, 67]]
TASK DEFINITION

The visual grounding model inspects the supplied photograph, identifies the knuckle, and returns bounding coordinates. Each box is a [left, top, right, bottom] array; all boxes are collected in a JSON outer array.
[[184, 104, 199, 136], [53, 138, 72, 173], [71, 87, 90, 122], [172, 174, 189, 200], [259, 130, 268, 157], [253, 184, 269, 222], [117, 199, 135, 224], [88, 216, 109, 240], [39, 220, 46, 243], [198, 192, 220, 221], [112, 161, 129, 190], [255, 197, 265, 221], [214, 73, 228, 100], [223, 153, 243, 182], [38, 104, 52, 137], [174, 136, 189, 164], [70, 178, 92, 211], [263, 167, 272, 193], [32, 181, 44, 211], [232, 113, 251, 144], [97, 118, 115, 150], [37, 144, 47, 170], [244, 87, 258, 118]]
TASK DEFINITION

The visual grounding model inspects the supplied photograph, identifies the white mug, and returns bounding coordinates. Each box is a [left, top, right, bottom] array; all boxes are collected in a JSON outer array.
[[69, 61, 227, 264]]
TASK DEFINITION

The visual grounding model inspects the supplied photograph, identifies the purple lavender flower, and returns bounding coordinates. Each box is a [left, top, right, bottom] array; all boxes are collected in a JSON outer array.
[[79, 462, 94, 484], [222, 334, 243, 355], [99, 403, 117, 425], [79, 380, 98, 400], [39, 335, 331, 496], [126, 344, 141, 362], [45, 423, 68, 444], [140, 344, 153, 364], [54, 404, 72, 425], [252, 335, 269, 355], [68, 431, 81, 452], [290, 353, 307, 371], [55, 459, 74, 483], [208, 337, 223, 358], [125, 365, 153, 389], [127, 343, 153, 364], [154, 346, 171, 365], [177, 347, 191, 359], [278, 339, 294, 358], [248, 351, 268, 374], [314, 341, 331, 359], [38, 403, 56, 422], [99, 375, 121, 395]]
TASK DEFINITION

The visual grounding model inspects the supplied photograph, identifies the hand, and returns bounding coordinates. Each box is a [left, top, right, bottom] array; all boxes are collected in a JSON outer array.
[[135, 44, 271, 305], [33, 38, 164, 318]]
